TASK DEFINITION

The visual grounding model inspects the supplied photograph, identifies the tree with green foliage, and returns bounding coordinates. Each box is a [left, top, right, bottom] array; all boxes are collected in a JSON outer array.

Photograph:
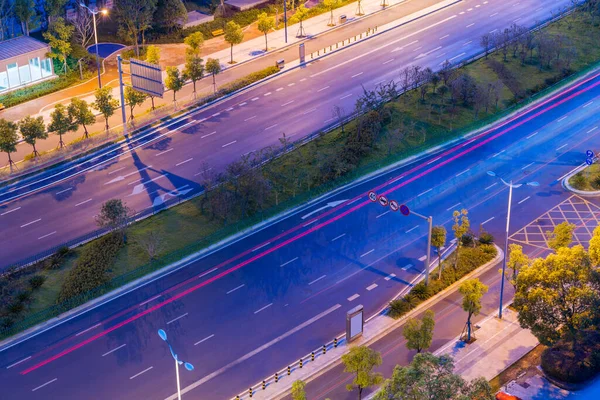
[[96, 199, 133, 241], [402, 309, 435, 353], [184, 31, 204, 58], [43, 17, 74, 73], [154, 0, 187, 32], [44, 0, 67, 26], [92, 87, 119, 131], [514, 244, 599, 347], [257, 12, 274, 52], [546, 221, 575, 251], [19, 116, 46, 157], [291, 380, 307, 400], [588, 226, 600, 266], [145, 45, 161, 64], [224, 21, 244, 64], [293, 5, 309, 37], [452, 209, 470, 269], [68, 98, 95, 139], [114, 0, 157, 57], [323, 0, 340, 26], [124, 87, 147, 121], [183, 56, 204, 98], [165, 66, 185, 105], [48, 103, 75, 148], [14, 0, 36, 35], [342, 346, 383, 400], [459, 279, 488, 342], [0, 118, 18, 168], [431, 225, 447, 279], [504, 243, 529, 291], [375, 353, 495, 400], [206, 58, 221, 94]]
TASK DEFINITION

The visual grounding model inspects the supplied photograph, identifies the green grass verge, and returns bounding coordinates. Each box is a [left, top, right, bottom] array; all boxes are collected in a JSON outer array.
[[2, 10, 600, 339], [568, 164, 600, 191]]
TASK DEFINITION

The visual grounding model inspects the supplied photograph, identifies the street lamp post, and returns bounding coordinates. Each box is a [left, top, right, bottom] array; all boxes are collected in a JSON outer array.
[[157, 329, 195, 400], [79, 3, 107, 88], [410, 210, 433, 286], [487, 171, 539, 319]]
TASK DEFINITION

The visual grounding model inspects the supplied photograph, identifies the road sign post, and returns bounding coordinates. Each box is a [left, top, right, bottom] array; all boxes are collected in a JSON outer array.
[[117, 55, 127, 135]]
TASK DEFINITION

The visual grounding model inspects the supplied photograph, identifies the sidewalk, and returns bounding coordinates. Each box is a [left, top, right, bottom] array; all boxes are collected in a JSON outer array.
[[0, 0, 449, 172]]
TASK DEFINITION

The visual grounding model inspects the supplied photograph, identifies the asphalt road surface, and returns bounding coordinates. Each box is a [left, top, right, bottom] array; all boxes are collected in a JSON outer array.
[[0, 0, 573, 269], [2, 37, 600, 399]]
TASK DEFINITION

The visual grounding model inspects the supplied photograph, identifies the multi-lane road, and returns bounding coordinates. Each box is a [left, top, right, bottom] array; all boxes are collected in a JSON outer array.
[[2, 36, 600, 400], [0, 0, 572, 268]]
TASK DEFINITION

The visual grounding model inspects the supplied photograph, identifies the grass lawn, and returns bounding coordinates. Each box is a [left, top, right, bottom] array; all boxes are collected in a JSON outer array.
[[3, 10, 600, 338]]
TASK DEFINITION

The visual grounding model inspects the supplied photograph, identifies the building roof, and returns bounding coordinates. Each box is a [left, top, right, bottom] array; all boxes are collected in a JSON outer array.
[[0, 36, 50, 62]]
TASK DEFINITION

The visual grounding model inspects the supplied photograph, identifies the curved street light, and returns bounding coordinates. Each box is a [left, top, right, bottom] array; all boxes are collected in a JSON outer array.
[[78, 3, 108, 88], [487, 170, 539, 319], [157, 329, 194, 400]]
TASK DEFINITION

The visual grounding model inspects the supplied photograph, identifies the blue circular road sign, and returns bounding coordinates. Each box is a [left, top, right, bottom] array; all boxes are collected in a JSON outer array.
[[586, 158, 594, 166], [400, 204, 410, 216], [587, 150, 594, 158]]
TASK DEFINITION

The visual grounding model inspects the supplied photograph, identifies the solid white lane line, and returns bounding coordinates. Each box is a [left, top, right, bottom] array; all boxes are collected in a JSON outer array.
[[227, 284, 245, 294], [366, 283, 378, 291], [1, 207, 21, 216], [102, 344, 126, 357], [332, 233, 346, 242], [75, 198, 92, 207], [155, 148, 174, 156], [252, 242, 271, 252], [194, 334, 215, 346], [6, 356, 31, 369], [303, 108, 317, 115], [518, 196, 530, 205], [376, 210, 391, 219], [244, 116, 256, 121], [340, 93, 353, 100], [557, 116, 567, 122], [130, 367, 153, 380], [418, 188, 432, 197], [449, 52, 466, 61], [75, 323, 101, 336], [427, 156, 442, 165], [170, 305, 341, 399], [526, 132, 538, 139], [446, 202, 460, 211], [139, 295, 160, 306], [222, 141, 237, 148], [108, 166, 126, 175], [556, 144, 568, 151], [584, 101, 594, 108], [360, 249, 375, 258], [482, 216, 495, 225], [32, 378, 57, 392], [309, 275, 327, 285], [303, 220, 318, 227], [55, 187, 73, 195], [522, 162, 534, 170], [176, 158, 193, 166], [406, 225, 419, 233], [351, 72, 363, 78], [384, 273, 396, 281], [201, 131, 216, 138], [492, 150, 505, 157], [199, 267, 218, 278], [348, 294, 360, 301], [317, 86, 330, 92], [485, 182, 498, 190], [390, 175, 404, 184], [265, 124, 278, 130], [21, 218, 41, 228], [281, 257, 299, 267], [588, 127, 598, 133], [167, 313, 188, 325], [455, 168, 470, 177], [254, 303, 273, 314]]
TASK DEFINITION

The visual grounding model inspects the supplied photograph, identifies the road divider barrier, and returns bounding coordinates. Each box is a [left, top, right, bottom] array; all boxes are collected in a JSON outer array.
[[310, 27, 378, 59]]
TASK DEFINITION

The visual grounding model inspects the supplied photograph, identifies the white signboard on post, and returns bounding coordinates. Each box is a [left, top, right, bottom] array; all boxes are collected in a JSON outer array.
[[130, 58, 164, 98]]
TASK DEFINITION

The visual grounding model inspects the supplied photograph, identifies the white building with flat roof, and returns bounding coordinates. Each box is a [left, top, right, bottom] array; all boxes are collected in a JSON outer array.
[[0, 36, 55, 93]]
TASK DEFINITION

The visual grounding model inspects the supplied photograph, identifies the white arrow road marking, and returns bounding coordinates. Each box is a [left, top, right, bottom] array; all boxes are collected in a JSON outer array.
[[152, 185, 193, 207], [301, 200, 347, 219], [104, 166, 152, 185]]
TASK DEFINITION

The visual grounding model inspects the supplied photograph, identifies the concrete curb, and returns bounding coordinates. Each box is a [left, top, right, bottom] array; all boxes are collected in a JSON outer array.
[[561, 164, 600, 197], [249, 245, 503, 400]]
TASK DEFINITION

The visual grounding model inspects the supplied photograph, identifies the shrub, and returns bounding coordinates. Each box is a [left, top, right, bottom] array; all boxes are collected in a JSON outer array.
[[593, 174, 600, 189], [570, 172, 586, 189], [217, 66, 279, 96], [29, 275, 46, 290], [43, 246, 71, 270], [389, 298, 414, 319], [0, 71, 83, 109], [411, 282, 431, 301], [0, 316, 14, 329], [16, 291, 31, 303], [541, 331, 600, 384], [7, 300, 24, 314], [461, 233, 475, 247], [478, 231, 494, 245], [57, 234, 123, 303]]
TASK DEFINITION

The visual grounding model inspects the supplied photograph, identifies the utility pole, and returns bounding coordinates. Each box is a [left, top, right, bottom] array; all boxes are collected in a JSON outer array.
[[117, 55, 127, 135]]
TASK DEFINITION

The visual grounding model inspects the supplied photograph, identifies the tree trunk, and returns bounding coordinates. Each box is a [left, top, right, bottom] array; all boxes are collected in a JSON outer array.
[[58, 133, 64, 148], [151, 96, 155, 110], [437, 247, 443, 279], [32, 143, 38, 157], [230, 44, 234, 63], [264, 33, 268, 51], [358, 386, 363, 400], [105, 117, 109, 131], [213, 74, 216, 94], [82, 123, 89, 138], [193, 80, 197, 96], [467, 313, 472, 342]]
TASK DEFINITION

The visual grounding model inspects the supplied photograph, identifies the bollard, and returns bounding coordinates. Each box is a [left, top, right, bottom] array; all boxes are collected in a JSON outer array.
[[334, 337, 338, 348], [360, 33, 362, 39], [262, 380, 266, 390], [287, 366, 291, 375], [366, 30, 369, 36], [275, 372, 279, 383], [249, 388, 253, 398], [299, 358, 303, 368], [336, 43, 338, 49], [236, 397, 240, 400], [330, 45, 332, 51], [311, 351, 315, 361], [323, 344, 326, 355]]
